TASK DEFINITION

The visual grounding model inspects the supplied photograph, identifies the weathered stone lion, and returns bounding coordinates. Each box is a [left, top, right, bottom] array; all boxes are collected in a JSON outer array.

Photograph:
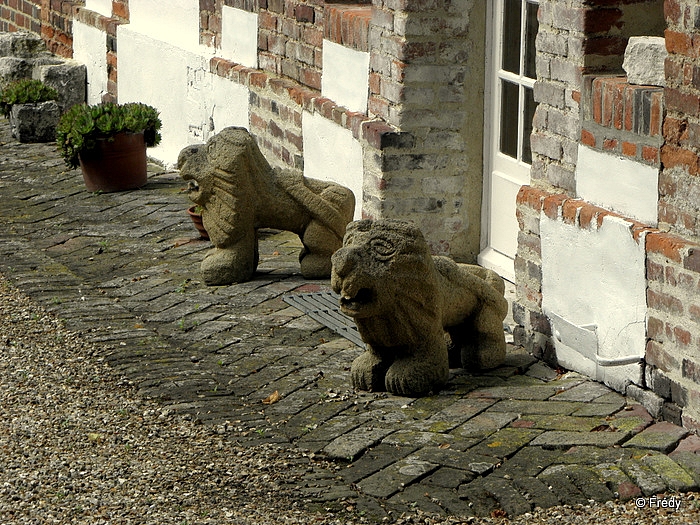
[[178, 127, 355, 285], [331, 219, 508, 396]]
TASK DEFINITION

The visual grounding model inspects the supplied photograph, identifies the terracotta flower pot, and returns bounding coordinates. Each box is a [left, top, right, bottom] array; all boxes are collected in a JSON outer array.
[[187, 206, 209, 240], [79, 132, 148, 192]]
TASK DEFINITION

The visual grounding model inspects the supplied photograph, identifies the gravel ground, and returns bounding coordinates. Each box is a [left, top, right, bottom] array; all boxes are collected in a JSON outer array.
[[1, 274, 699, 524]]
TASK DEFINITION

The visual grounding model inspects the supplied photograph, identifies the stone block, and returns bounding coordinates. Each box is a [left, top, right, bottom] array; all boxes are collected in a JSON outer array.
[[9, 101, 60, 143], [623, 36, 667, 87], [0, 31, 47, 58], [37, 60, 87, 110], [0, 57, 31, 88]]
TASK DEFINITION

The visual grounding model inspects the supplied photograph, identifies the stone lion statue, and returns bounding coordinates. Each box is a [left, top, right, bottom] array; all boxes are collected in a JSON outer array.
[[331, 219, 508, 396], [178, 127, 355, 285]]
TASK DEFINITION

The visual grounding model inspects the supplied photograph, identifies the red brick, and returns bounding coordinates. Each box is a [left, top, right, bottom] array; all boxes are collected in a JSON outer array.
[[580, 128, 596, 147], [592, 77, 603, 124], [689, 304, 700, 324], [642, 145, 659, 164], [663, 116, 688, 145], [660, 144, 700, 175], [295, 5, 314, 23], [543, 194, 567, 220], [647, 289, 684, 314], [624, 84, 634, 131], [665, 87, 700, 118], [646, 232, 688, 263], [647, 316, 665, 339], [649, 91, 663, 136], [674, 326, 692, 346], [516, 186, 548, 211], [603, 138, 618, 151], [562, 199, 587, 226], [664, 0, 682, 25], [665, 29, 695, 57], [612, 80, 625, 130], [621, 141, 636, 157], [646, 340, 680, 373], [602, 78, 615, 126]]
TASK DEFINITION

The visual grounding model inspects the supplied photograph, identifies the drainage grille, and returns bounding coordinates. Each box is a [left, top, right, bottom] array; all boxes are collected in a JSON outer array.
[[283, 291, 365, 349]]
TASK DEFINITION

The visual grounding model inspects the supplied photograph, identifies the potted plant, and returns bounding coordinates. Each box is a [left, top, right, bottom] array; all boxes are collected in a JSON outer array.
[[186, 204, 209, 240], [0, 78, 60, 143], [56, 102, 162, 192]]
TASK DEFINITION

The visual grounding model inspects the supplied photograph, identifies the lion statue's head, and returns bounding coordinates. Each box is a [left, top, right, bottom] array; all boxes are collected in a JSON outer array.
[[331, 219, 442, 348], [177, 127, 274, 246]]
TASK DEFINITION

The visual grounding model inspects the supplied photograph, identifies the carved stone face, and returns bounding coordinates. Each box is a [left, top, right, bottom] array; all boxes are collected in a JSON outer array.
[[177, 143, 215, 207], [331, 219, 434, 320]]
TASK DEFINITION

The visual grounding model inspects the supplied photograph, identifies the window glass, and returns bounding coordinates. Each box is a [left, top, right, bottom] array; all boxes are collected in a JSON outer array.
[[500, 80, 519, 158], [502, 0, 522, 74], [524, 1, 539, 79]]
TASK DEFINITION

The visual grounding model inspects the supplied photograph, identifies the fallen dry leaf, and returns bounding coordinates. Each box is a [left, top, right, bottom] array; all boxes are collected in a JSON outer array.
[[262, 390, 281, 405]]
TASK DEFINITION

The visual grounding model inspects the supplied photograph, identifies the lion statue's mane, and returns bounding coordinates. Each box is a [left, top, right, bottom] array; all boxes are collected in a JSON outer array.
[[331, 219, 508, 396], [178, 127, 355, 285]]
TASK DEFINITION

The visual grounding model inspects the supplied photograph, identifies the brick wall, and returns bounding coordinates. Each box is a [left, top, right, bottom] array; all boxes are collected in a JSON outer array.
[[256, 0, 324, 91], [361, 0, 487, 260], [0, 0, 42, 35], [581, 75, 663, 167], [660, 0, 700, 242], [532, 0, 665, 193], [0, 0, 83, 58], [646, 232, 700, 428]]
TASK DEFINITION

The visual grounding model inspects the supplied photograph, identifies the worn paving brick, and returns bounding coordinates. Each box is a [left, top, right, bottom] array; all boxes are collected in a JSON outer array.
[[594, 463, 642, 501], [623, 421, 689, 453], [511, 475, 561, 509], [470, 427, 543, 459], [323, 424, 395, 460], [566, 465, 616, 502], [642, 453, 698, 492], [423, 466, 474, 489], [620, 459, 667, 496], [358, 458, 439, 499], [537, 465, 590, 506], [530, 430, 629, 449], [552, 380, 613, 402], [487, 399, 584, 415], [481, 475, 532, 517]]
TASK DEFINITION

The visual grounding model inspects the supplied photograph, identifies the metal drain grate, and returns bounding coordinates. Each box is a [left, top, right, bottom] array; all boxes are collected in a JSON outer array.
[[283, 291, 365, 348]]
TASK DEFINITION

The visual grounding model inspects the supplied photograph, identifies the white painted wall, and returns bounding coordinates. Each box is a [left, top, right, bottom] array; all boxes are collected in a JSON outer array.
[[128, 0, 200, 51], [72, 21, 108, 105], [84, 0, 111, 17], [302, 111, 362, 219], [117, 26, 250, 166], [576, 145, 659, 226], [540, 213, 647, 391], [210, 74, 250, 135], [321, 40, 370, 114], [221, 7, 258, 69]]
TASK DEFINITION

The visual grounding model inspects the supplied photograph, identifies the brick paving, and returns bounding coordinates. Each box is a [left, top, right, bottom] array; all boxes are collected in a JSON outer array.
[[1, 119, 699, 519]]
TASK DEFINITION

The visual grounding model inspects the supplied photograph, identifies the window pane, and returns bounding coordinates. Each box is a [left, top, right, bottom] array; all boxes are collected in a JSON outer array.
[[502, 0, 521, 74], [522, 86, 536, 164], [500, 80, 519, 158], [524, 1, 539, 79]]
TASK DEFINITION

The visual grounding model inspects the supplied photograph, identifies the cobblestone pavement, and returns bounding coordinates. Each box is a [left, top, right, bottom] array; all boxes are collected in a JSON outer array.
[[1, 119, 699, 520]]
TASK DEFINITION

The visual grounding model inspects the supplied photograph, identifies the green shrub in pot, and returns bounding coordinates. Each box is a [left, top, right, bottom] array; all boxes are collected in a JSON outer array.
[[56, 102, 162, 169]]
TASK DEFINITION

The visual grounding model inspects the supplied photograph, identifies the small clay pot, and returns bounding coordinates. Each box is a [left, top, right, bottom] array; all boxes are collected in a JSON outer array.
[[187, 206, 209, 240]]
